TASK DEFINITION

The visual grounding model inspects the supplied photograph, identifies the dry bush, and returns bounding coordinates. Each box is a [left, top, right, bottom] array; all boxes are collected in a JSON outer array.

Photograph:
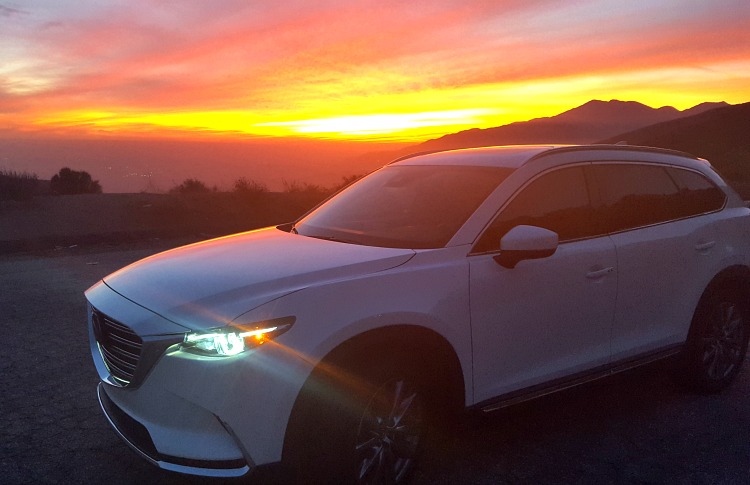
[[232, 177, 268, 203], [0, 170, 40, 201], [330, 173, 365, 192], [169, 178, 213, 195]]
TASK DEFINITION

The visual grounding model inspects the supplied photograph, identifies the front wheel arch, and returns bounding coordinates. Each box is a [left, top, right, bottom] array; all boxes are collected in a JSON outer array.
[[282, 324, 465, 483]]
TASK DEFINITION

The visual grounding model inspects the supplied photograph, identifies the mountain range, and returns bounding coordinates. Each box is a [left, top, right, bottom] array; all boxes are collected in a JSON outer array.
[[400, 100, 749, 188], [415, 100, 729, 152], [598, 101, 750, 182]]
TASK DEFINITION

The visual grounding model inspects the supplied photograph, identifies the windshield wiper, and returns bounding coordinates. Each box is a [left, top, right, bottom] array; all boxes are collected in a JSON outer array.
[[307, 234, 360, 245]]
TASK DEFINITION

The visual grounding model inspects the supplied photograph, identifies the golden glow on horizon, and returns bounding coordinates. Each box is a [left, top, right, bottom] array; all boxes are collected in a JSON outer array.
[[255, 110, 493, 139], [24, 62, 750, 142]]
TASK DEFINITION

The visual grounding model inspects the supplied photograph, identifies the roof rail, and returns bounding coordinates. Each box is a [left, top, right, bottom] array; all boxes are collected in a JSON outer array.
[[386, 144, 702, 168], [526, 144, 700, 163], [386, 149, 446, 165]]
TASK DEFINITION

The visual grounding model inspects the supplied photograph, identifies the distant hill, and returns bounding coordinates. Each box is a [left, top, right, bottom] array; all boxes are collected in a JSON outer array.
[[415, 100, 728, 152], [600, 102, 750, 182]]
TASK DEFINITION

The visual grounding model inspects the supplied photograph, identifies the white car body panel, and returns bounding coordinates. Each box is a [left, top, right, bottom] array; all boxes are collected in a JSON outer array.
[[102, 227, 415, 331], [248, 245, 476, 402], [469, 235, 617, 402], [109, 331, 310, 466], [608, 215, 722, 360]]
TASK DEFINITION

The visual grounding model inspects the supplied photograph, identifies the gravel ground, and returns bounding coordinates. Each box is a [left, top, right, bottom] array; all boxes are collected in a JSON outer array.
[[1, 242, 749, 484]]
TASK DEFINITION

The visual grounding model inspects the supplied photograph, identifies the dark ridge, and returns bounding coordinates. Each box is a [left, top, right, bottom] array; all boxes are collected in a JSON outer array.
[[599, 102, 750, 183], [413, 100, 729, 153]]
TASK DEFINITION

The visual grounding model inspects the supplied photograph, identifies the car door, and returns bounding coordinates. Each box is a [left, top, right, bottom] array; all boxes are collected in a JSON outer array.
[[469, 165, 617, 404], [590, 163, 728, 361]]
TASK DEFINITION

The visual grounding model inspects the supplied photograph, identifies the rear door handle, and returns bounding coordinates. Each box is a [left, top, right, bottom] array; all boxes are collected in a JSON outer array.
[[695, 241, 716, 252], [586, 266, 614, 280]]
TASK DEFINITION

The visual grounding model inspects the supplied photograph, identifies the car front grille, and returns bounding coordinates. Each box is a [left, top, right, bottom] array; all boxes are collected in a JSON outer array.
[[91, 307, 142, 386]]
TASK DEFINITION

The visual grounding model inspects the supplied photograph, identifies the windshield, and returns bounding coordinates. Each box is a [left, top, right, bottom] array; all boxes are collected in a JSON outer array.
[[295, 165, 512, 249]]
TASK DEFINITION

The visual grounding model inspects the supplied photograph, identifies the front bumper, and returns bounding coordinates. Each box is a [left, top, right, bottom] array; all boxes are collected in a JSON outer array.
[[97, 383, 250, 477], [86, 282, 312, 476]]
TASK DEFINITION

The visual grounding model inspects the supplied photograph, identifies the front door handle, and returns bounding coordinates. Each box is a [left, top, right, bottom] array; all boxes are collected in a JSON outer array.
[[695, 241, 716, 252], [586, 266, 614, 280]]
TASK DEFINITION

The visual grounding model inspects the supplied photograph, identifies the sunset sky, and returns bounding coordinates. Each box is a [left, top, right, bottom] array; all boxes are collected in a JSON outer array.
[[2, 0, 750, 142]]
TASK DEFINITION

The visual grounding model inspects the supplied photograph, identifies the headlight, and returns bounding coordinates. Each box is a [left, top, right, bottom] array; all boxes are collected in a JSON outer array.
[[181, 316, 294, 357]]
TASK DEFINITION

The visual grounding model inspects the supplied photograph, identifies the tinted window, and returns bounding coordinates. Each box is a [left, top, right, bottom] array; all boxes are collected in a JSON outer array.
[[474, 166, 599, 253], [667, 167, 726, 216], [593, 164, 724, 233]]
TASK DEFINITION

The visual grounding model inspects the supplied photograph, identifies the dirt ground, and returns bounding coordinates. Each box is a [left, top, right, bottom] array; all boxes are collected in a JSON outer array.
[[1, 241, 750, 484]]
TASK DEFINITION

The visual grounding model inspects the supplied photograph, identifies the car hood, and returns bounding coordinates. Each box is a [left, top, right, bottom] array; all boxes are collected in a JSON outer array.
[[103, 227, 415, 330]]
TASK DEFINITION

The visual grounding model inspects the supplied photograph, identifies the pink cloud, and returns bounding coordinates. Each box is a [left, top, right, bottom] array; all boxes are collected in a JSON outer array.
[[2, 0, 749, 129]]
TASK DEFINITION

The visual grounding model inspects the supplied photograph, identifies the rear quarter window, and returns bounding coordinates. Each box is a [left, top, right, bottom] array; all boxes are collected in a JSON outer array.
[[592, 163, 726, 233], [666, 167, 726, 217]]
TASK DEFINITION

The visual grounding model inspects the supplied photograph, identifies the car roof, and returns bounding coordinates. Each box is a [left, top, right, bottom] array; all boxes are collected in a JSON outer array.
[[391, 145, 559, 168], [391, 144, 704, 170]]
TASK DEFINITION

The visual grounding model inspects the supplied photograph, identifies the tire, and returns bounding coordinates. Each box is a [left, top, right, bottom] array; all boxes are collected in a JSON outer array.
[[283, 351, 431, 484], [678, 285, 750, 393]]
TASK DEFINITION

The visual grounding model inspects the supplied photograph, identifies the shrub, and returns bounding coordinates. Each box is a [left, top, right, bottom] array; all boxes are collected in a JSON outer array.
[[0, 169, 40, 201], [331, 173, 365, 192], [169, 178, 212, 195], [50, 167, 102, 195], [233, 177, 268, 195], [282, 179, 329, 196]]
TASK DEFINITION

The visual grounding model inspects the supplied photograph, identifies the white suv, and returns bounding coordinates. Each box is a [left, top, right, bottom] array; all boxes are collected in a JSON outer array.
[[86, 145, 750, 483]]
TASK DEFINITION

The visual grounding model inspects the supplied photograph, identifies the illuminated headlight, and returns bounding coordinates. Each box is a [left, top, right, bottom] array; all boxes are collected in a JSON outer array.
[[181, 317, 294, 357]]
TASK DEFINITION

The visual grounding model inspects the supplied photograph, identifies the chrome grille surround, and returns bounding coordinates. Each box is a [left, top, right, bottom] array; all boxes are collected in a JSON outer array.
[[91, 307, 142, 386]]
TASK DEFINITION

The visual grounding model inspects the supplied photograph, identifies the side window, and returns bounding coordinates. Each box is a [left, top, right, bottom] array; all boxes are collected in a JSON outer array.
[[592, 163, 713, 233], [473, 166, 599, 253], [667, 167, 726, 217]]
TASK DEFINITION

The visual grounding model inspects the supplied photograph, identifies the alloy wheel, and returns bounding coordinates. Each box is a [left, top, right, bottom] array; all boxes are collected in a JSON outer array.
[[702, 301, 746, 381], [355, 378, 423, 484]]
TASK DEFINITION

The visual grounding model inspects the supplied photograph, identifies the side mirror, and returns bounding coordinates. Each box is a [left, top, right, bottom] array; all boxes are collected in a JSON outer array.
[[494, 225, 558, 269]]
